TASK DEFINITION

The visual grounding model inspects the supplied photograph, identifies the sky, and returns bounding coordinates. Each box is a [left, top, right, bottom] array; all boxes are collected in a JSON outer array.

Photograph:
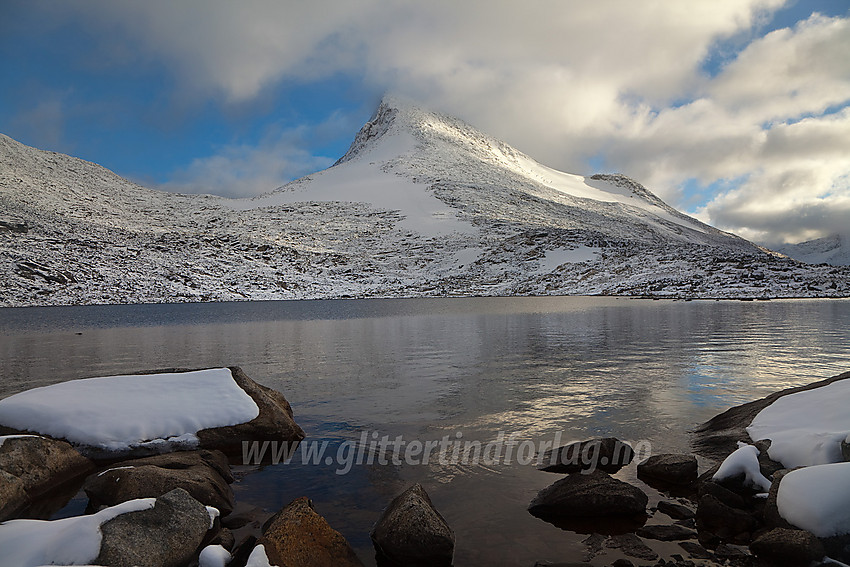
[[1, 0, 848, 247]]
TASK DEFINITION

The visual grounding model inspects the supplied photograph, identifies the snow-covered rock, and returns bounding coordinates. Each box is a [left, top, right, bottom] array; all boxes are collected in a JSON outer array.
[[2, 98, 849, 306], [0, 367, 304, 458], [712, 443, 772, 492], [747, 378, 850, 468], [777, 463, 850, 538]]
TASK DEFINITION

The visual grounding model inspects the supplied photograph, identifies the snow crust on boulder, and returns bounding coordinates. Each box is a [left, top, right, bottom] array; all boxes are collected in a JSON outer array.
[[777, 462, 850, 538], [0, 368, 259, 454], [747, 378, 850, 467]]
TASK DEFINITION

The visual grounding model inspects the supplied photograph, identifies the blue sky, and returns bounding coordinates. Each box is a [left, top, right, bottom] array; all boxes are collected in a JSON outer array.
[[1, 1, 848, 245]]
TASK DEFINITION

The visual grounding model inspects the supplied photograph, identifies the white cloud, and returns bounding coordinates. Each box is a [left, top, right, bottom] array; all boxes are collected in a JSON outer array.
[[44, 1, 850, 244]]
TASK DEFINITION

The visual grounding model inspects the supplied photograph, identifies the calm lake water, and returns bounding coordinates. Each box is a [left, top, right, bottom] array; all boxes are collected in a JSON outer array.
[[1, 296, 849, 565]]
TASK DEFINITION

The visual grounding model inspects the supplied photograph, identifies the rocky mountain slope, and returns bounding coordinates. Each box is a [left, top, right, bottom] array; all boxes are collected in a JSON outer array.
[[775, 234, 850, 266], [2, 98, 849, 306]]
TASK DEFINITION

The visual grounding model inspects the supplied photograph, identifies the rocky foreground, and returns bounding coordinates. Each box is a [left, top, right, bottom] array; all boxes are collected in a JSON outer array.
[[1, 368, 849, 566]]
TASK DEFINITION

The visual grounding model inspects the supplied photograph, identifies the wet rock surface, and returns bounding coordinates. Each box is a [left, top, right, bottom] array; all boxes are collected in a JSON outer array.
[[371, 483, 455, 567]]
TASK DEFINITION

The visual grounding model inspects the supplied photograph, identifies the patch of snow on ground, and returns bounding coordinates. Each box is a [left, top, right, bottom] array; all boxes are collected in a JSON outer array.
[[747, 378, 850, 467], [0, 497, 154, 567], [0, 368, 258, 453], [777, 462, 850, 537], [538, 246, 601, 272], [712, 443, 772, 491]]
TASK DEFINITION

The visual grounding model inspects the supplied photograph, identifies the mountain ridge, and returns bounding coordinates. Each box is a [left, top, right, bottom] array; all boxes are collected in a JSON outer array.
[[1, 99, 849, 306]]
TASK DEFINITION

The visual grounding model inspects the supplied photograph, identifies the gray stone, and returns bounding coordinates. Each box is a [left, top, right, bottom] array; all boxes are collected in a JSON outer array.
[[604, 533, 658, 561], [656, 500, 695, 520], [763, 469, 795, 529], [371, 483, 455, 567], [0, 435, 94, 521], [260, 496, 364, 567], [95, 488, 212, 567], [636, 453, 698, 486], [636, 523, 697, 541], [750, 527, 825, 566], [85, 449, 234, 515], [538, 437, 634, 474], [695, 494, 758, 545], [678, 541, 713, 559], [529, 470, 648, 520]]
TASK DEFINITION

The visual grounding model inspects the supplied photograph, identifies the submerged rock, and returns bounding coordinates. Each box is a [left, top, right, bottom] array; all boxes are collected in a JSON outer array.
[[636, 453, 697, 487], [259, 496, 364, 567], [84, 449, 235, 515], [0, 434, 94, 521], [529, 470, 648, 521], [96, 488, 213, 567], [538, 437, 634, 474], [371, 483, 455, 567]]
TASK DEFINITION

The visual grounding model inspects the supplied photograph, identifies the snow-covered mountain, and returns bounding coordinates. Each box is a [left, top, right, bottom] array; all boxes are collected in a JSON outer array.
[[775, 234, 850, 266], [2, 98, 849, 306]]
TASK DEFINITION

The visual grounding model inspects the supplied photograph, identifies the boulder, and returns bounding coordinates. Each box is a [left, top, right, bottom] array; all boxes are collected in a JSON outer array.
[[636, 453, 698, 486], [695, 494, 758, 545], [763, 469, 794, 529], [678, 541, 713, 559], [95, 488, 213, 567], [529, 470, 648, 521], [538, 437, 634, 474], [259, 496, 364, 567], [0, 470, 27, 521], [84, 449, 235, 515], [750, 528, 825, 566], [842, 436, 850, 462], [371, 483, 455, 567], [636, 524, 696, 541], [693, 371, 850, 461], [0, 435, 94, 520], [698, 479, 748, 510], [196, 366, 305, 454]]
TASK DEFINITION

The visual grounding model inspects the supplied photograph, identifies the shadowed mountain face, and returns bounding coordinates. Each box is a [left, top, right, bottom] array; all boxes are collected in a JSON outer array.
[[1, 98, 849, 306]]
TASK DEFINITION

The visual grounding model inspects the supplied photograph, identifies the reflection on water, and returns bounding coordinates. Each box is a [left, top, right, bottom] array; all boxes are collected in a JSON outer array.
[[1, 297, 849, 565]]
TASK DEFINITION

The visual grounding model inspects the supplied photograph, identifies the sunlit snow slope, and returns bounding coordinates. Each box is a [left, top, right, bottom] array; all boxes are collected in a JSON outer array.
[[2, 98, 849, 306]]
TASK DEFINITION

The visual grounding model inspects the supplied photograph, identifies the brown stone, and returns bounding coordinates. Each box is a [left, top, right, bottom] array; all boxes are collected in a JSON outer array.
[[750, 527, 825, 566], [84, 449, 234, 515], [259, 496, 364, 567], [0, 435, 94, 521]]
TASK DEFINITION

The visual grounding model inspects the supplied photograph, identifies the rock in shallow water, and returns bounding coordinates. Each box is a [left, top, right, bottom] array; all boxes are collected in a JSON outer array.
[[529, 470, 648, 522], [371, 483, 455, 567], [0, 434, 94, 521], [259, 496, 364, 567], [84, 449, 235, 516], [538, 437, 634, 474], [636, 453, 697, 487]]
